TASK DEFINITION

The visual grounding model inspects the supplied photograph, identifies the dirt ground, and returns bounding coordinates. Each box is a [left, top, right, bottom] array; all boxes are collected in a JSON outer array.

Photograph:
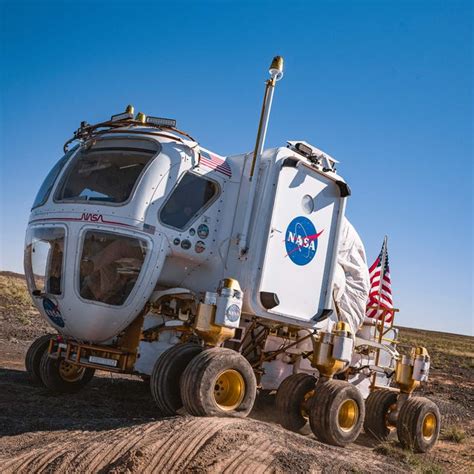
[[0, 272, 473, 473]]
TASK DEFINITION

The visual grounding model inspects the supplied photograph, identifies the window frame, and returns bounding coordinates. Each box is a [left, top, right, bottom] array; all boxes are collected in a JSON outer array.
[[53, 137, 161, 207], [158, 171, 221, 231], [75, 226, 152, 308], [24, 224, 68, 299], [31, 146, 79, 210]]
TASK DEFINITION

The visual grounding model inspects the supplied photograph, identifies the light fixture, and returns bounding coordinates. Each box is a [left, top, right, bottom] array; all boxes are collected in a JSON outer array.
[[111, 104, 135, 122], [295, 142, 313, 157], [269, 56, 284, 81], [146, 116, 177, 128], [135, 112, 146, 123]]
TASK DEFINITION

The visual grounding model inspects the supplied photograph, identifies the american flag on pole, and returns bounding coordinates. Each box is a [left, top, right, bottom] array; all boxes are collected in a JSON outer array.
[[199, 150, 232, 178], [366, 237, 394, 323]]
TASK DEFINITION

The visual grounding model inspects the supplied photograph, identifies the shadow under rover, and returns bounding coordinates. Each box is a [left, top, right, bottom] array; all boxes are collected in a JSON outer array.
[[0, 368, 160, 436]]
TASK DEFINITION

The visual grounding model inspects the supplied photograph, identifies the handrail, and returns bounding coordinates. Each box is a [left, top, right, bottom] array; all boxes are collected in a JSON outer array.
[[63, 118, 196, 152]]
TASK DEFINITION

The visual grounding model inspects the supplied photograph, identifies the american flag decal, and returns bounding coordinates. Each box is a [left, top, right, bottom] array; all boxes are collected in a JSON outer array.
[[366, 238, 394, 323], [199, 150, 232, 178], [142, 223, 156, 235]]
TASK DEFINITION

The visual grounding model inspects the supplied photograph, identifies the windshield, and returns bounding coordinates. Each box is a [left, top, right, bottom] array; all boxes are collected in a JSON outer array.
[[79, 231, 148, 306], [32, 148, 76, 209], [55, 138, 159, 204], [159, 172, 219, 229], [24, 227, 65, 295]]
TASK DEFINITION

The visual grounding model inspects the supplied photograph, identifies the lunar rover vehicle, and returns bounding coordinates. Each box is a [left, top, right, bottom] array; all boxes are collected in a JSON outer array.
[[24, 57, 440, 451]]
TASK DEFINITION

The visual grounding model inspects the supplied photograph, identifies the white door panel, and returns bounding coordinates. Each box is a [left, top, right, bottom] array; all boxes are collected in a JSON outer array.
[[258, 163, 345, 322]]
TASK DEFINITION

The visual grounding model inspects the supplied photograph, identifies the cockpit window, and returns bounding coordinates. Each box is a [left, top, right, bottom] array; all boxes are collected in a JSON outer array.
[[55, 138, 159, 204], [159, 172, 219, 230], [24, 227, 65, 295], [32, 148, 76, 210], [79, 231, 148, 306]]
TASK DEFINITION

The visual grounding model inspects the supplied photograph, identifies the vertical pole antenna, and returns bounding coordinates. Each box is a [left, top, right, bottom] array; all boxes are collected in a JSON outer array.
[[238, 56, 284, 256]]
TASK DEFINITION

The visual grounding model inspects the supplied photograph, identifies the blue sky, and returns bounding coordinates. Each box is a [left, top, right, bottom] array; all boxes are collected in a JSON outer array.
[[0, 1, 472, 334]]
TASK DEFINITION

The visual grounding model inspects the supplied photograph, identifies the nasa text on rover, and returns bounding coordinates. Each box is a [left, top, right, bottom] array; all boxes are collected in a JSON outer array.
[[24, 57, 440, 451]]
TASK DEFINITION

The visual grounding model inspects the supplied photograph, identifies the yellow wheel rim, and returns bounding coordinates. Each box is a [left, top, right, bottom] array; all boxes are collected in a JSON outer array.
[[337, 399, 359, 432], [385, 402, 397, 429], [422, 412, 437, 441], [59, 360, 85, 382], [213, 369, 245, 411], [300, 389, 315, 420]]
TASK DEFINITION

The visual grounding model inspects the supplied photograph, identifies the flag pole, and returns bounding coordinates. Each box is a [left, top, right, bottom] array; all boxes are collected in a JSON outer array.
[[377, 235, 388, 309], [238, 56, 284, 256], [371, 235, 388, 392]]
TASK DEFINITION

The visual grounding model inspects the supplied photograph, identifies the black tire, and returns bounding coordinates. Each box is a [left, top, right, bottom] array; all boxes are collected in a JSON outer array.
[[150, 343, 204, 416], [39, 352, 95, 393], [25, 334, 53, 385], [275, 373, 317, 435], [397, 396, 440, 453], [364, 389, 398, 441], [181, 347, 257, 418], [309, 379, 365, 447]]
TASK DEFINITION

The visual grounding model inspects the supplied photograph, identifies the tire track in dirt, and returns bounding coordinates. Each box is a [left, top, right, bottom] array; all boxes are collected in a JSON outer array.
[[80, 424, 155, 473], [0, 417, 405, 473], [98, 417, 205, 473], [72, 428, 127, 472], [144, 418, 204, 471], [152, 418, 238, 472], [240, 440, 277, 474], [222, 437, 275, 474], [26, 443, 77, 474], [2, 432, 80, 473], [175, 418, 245, 472]]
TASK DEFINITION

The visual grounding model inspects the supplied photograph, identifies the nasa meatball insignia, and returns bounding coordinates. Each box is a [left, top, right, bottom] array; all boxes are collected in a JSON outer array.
[[43, 298, 65, 328], [285, 216, 323, 266]]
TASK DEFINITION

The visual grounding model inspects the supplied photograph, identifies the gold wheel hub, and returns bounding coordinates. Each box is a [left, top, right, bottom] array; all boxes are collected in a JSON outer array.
[[59, 360, 85, 382], [337, 399, 359, 432], [300, 390, 315, 420], [213, 369, 245, 411], [422, 412, 437, 441], [384, 402, 397, 430]]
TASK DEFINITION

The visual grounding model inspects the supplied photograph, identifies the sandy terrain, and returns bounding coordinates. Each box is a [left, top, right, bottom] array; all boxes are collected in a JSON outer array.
[[0, 272, 473, 473]]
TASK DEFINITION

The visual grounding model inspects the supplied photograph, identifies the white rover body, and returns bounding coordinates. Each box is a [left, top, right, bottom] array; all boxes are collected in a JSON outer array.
[[24, 58, 440, 451]]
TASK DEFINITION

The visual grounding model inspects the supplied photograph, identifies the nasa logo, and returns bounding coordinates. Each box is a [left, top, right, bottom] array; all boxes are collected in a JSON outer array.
[[285, 216, 324, 266], [226, 304, 241, 322], [81, 213, 104, 222], [42, 298, 65, 328]]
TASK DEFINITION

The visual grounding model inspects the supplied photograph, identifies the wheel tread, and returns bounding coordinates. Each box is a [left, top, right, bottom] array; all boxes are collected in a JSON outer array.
[[364, 389, 398, 441], [397, 396, 440, 452], [275, 373, 317, 435], [309, 379, 365, 447], [181, 347, 256, 418], [310, 380, 343, 444], [150, 343, 203, 416], [25, 334, 52, 385], [39, 352, 94, 393]]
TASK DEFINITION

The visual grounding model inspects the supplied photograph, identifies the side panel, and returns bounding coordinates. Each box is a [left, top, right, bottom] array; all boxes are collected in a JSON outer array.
[[257, 161, 345, 322]]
